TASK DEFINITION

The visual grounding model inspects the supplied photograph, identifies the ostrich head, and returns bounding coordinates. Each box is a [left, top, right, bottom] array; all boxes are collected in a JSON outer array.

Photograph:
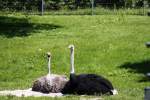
[[47, 52, 51, 58], [68, 44, 75, 74], [68, 44, 74, 50], [47, 52, 51, 76]]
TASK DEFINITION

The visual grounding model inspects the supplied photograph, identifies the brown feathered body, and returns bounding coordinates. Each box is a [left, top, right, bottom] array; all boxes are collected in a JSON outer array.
[[32, 74, 68, 93]]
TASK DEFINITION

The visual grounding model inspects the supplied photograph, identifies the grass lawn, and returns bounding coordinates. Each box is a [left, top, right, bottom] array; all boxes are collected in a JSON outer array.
[[0, 14, 150, 100]]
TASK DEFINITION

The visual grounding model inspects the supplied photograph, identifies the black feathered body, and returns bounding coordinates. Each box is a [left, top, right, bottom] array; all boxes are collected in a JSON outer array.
[[62, 74, 114, 95]]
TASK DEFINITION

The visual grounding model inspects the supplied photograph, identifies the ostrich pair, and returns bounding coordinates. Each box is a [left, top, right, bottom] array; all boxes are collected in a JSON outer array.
[[32, 45, 118, 95]]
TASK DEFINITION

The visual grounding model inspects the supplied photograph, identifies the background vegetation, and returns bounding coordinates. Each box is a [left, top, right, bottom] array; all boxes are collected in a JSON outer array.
[[0, 0, 150, 11]]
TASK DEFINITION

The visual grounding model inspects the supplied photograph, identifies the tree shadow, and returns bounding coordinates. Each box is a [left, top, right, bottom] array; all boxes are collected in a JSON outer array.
[[0, 16, 62, 38], [119, 60, 150, 82]]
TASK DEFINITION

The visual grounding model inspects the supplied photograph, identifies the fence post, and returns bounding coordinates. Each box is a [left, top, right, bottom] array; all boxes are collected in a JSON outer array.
[[124, 1, 127, 10], [91, 0, 94, 15], [143, 0, 147, 16], [113, 3, 116, 13], [145, 87, 150, 100], [41, 0, 44, 16]]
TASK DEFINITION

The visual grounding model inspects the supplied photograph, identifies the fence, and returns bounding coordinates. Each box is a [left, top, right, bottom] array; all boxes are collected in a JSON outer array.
[[0, 0, 150, 16]]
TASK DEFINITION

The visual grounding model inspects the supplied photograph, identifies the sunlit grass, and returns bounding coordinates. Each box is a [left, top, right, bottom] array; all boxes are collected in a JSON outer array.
[[0, 14, 150, 100]]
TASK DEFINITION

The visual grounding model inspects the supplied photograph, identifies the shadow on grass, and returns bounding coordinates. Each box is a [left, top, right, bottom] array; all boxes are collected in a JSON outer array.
[[0, 16, 62, 38], [119, 60, 150, 82]]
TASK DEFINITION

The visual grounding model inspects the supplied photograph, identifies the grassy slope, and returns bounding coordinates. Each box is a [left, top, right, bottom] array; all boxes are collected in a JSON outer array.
[[0, 14, 150, 100]]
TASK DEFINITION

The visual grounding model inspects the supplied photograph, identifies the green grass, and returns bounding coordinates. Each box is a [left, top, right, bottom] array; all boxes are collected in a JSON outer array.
[[44, 8, 149, 16], [0, 14, 150, 100], [1, 7, 149, 16]]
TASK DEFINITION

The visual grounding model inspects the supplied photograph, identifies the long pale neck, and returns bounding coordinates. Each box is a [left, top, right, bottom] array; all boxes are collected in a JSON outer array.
[[70, 48, 75, 74], [48, 56, 51, 75]]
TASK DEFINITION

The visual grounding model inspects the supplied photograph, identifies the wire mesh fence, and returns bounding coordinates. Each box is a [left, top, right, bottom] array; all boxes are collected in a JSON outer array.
[[0, 0, 150, 16]]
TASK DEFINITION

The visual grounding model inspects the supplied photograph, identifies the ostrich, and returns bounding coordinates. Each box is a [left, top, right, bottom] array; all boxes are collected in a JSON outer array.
[[32, 52, 68, 93], [61, 45, 118, 95]]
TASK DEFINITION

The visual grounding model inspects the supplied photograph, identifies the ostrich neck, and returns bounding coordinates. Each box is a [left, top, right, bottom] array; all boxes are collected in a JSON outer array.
[[48, 57, 51, 75], [70, 48, 75, 74]]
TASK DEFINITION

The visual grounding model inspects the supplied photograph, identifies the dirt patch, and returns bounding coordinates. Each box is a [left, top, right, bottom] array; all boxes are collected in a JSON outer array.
[[0, 88, 63, 97]]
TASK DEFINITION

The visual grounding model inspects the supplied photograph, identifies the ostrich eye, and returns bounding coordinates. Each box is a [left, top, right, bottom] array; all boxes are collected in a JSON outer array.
[[48, 55, 50, 57]]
